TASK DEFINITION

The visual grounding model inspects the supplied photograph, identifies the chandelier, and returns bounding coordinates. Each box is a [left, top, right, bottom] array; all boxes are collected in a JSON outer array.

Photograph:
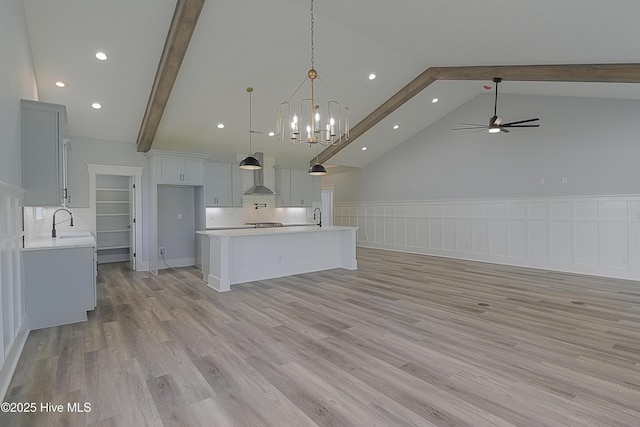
[[275, 0, 349, 147]]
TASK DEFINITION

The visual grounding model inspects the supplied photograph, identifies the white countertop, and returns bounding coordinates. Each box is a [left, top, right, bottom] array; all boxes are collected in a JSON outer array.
[[205, 223, 318, 230], [197, 225, 357, 237], [23, 233, 96, 251]]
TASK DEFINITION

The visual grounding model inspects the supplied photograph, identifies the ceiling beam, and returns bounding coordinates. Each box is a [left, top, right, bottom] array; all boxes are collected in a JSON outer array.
[[136, 0, 205, 152], [316, 63, 640, 166]]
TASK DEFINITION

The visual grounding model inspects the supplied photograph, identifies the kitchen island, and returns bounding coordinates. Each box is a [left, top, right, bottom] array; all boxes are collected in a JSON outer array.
[[196, 226, 358, 292]]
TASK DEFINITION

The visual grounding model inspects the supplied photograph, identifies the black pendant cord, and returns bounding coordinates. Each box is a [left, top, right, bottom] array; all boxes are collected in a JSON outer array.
[[248, 87, 253, 154], [494, 81, 499, 117]]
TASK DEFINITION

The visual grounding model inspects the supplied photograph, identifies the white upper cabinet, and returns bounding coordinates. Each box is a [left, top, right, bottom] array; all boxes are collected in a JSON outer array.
[[21, 99, 69, 206], [275, 168, 318, 207], [157, 154, 204, 185], [274, 168, 292, 207], [232, 166, 245, 207], [291, 169, 312, 207], [205, 162, 232, 206]]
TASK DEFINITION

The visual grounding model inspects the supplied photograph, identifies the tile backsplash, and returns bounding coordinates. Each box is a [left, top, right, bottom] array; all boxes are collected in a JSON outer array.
[[23, 206, 90, 241], [206, 194, 317, 227]]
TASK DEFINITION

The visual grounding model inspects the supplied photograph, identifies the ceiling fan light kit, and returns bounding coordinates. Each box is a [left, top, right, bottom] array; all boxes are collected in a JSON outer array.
[[452, 77, 540, 134]]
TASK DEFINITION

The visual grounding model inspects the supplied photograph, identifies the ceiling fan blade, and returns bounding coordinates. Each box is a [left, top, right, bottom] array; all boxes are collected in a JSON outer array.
[[500, 127, 511, 133], [500, 118, 540, 126], [502, 124, 540, 128], [451, 126, 488, 130], [458, 122, 487, 127]]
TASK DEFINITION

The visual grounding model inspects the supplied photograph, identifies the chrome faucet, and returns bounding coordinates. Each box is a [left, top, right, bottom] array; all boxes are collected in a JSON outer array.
[[52, 208, 74, 237], [313, 207, 322, 228]]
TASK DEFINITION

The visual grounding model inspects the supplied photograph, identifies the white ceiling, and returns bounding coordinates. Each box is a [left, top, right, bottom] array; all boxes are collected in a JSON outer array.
[[23, 0, 640, 168]]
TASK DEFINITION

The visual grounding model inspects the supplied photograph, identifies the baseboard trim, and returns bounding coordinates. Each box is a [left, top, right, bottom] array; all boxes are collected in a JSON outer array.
[[158, 257, 195, 270]]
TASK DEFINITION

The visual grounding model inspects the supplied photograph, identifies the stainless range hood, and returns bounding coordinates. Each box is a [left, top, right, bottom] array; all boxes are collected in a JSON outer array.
[[244, 152, 275, 195]]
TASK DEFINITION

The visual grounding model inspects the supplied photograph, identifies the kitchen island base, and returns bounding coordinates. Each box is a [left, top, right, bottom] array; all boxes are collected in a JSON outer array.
[[197, 226, 357, 292]]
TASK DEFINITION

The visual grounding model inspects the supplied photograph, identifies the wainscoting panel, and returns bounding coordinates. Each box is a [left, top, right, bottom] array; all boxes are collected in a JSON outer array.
[[335, 195, 640, 280], [0, 182, 29, 400]]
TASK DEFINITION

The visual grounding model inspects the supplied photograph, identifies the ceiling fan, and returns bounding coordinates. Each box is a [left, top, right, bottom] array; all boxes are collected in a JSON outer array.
[[452, 77, 540, 133]]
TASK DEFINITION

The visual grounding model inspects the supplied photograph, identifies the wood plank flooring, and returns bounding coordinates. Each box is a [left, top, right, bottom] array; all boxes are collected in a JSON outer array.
[[2, 248, 639, 426]]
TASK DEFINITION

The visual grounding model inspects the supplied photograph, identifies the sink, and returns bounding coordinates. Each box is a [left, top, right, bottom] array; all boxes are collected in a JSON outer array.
[[57, 231, 93, 239]]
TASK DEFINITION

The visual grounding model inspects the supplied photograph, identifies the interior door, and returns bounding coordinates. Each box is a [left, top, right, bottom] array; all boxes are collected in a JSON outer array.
[[129, 176, 136, 270]]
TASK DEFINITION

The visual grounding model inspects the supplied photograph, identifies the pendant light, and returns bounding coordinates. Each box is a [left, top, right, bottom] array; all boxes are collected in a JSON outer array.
[[308, 142, 327, 176], [239, 87, 262, 170]]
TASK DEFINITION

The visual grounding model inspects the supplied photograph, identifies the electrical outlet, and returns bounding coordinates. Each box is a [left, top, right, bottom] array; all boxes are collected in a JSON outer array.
[[159, 247, 166, 255]]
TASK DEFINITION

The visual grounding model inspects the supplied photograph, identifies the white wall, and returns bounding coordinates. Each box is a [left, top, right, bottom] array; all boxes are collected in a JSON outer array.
[[325, 94, 640, 202], [157, 186, 196, 267], [325, 93, 640, 280], [67, 136, 147, 208], [0, 0, 38, 186], [0, 0, 36, 400]]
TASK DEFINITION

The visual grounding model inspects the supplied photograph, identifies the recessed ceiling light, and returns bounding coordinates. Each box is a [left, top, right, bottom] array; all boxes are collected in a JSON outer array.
[[268, 131, 275, 137], [432, 98, 439, 103], [95, 51, 107, 61], [393, 124, 399, 130], [91, 102, 102, 109], [368, 73, 376, 80], [361, 146, 367, 151], [55, 81, 66, 88], [217, 123, 225, 129]]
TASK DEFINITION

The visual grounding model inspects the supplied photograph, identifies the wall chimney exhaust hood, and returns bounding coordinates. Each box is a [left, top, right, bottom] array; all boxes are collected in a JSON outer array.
[[244, 153, 275, 195]]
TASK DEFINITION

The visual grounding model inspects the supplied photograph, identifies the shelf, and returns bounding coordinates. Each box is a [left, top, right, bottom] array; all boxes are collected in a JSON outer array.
[[96, 188, 129, 192], [96, 201, 129, 204], [98, 245, 130, 250], [96, 229, 129, 234], [96, 213, 129, 217]]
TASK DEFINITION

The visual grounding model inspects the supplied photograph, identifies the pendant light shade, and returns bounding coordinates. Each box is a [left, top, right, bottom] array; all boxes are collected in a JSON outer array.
[[308, 163, 327, 176], [239, 155, 262, 170], [239, 87, 262, 170]]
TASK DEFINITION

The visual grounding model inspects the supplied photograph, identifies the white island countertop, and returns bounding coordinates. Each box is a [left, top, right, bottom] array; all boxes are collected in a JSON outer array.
[[197, 225, 352, 237], [23, 232, 96, 251]]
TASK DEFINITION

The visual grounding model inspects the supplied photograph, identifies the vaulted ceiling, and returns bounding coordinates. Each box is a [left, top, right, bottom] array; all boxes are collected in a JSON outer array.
[[23, 0, 640, 168]]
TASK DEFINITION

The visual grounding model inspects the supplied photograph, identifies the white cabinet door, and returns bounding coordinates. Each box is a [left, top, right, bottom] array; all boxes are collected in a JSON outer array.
[[182, 157, 204, 185], [232, 166, 245, 207], [213, 162, 231, 206], [158, 155, 204, 185], [275, 168, 291, 207], [159, 156, 183, 183], [291, 169, 312, 207], [205, 162, 232, 206], [21, 100, 68, 206]]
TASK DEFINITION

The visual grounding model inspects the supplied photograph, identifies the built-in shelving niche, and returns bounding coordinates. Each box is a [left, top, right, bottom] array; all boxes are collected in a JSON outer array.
[[95, 175, 131, 264]]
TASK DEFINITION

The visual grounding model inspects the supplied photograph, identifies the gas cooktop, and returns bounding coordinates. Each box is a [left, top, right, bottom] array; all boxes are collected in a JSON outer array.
[[244, 222, 284, 228]]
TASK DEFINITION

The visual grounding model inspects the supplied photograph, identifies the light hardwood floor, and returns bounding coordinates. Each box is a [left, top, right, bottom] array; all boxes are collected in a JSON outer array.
[[2, 248, 640, 426]]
